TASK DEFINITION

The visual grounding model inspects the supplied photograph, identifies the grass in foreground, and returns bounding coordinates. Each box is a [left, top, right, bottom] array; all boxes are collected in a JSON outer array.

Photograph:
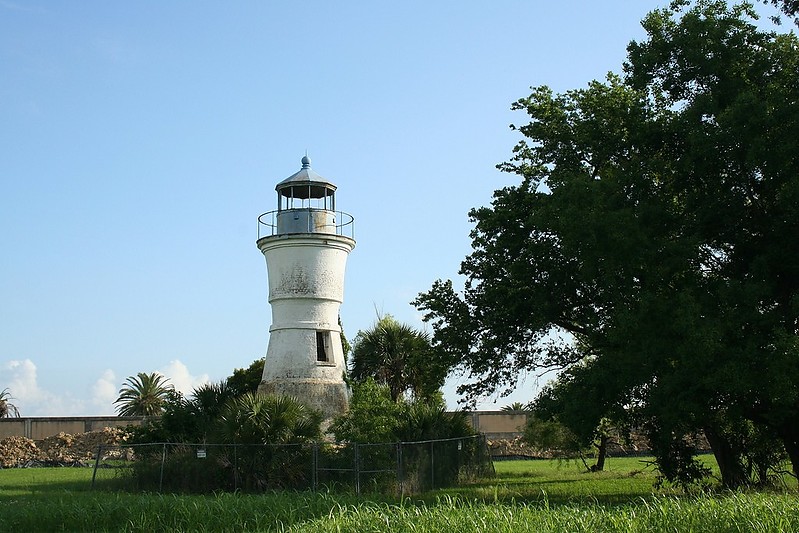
[[1, 458, 797, 532]]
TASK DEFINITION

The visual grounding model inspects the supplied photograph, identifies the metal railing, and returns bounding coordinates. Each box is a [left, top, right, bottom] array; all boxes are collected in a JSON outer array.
[[257, 209, 355, 240]]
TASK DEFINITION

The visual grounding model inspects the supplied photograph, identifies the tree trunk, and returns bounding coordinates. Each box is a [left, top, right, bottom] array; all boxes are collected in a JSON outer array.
[[703, 425, 749, 489], [591, 434, 608, 472], [774, 423, 799, 482], [783, 440, 799, 482]]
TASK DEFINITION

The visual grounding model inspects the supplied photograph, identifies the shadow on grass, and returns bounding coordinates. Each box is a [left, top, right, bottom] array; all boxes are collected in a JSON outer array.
[[0, 467, 98, 498], [420, 458, 668, 508], [0, 480, 94, 496]]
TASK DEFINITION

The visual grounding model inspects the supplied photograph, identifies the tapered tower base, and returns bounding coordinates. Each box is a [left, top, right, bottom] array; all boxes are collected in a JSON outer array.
[[257, 379, 349, 421]]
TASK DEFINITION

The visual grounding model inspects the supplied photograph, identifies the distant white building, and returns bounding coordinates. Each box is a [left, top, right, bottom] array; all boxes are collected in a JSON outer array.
[[256, 156, 355, 421]]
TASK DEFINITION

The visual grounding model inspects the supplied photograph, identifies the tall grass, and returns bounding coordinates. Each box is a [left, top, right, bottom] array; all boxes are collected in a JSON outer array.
[[2, 490, 797, 532], [1, 458, 797, 532], [0, 491, 365, 532], [287, 494, 799, 533]]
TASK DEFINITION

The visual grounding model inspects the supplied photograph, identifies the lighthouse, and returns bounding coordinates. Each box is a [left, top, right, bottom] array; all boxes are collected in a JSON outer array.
[[256, 156, 355, 420]]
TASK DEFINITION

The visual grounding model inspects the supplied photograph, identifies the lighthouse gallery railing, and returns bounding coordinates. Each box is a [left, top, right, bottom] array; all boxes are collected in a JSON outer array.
[[257, 209, 355, 240]]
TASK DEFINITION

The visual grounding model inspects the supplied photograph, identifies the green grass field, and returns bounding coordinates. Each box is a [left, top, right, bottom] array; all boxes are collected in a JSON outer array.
[[1, 457, 797, 532]]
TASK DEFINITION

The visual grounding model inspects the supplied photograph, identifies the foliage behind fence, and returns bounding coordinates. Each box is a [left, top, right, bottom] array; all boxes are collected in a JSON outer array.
[[91, 435, 494, 495]]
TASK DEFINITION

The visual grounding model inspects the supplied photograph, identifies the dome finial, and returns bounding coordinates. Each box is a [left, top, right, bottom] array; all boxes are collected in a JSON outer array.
[[301, 153, 311, 168]]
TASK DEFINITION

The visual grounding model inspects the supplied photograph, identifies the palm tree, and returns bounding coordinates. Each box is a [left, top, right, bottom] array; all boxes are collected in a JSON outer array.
[[395, 400, 474, 442], [350, 315, 444, 402], [114, 372, 174, 416], [190, 381, 235, 418], [0, 388, 20, 418], [214, 392, 321, 445], [501, 402, 532, 412], [214, 393, 322, 490]]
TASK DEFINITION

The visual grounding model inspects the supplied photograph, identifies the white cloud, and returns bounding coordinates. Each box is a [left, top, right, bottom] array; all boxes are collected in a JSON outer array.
[[91, 369, 118, 414], [1, 359, 85, 416], [0, 360, 213, 417], [158, 360, 210, 396], [4, 359, 38, 398]]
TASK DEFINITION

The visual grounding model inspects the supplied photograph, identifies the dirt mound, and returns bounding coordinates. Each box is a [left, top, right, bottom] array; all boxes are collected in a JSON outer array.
[[0, 436, 43, 467], [486, 436, 563, 458], [487, 431, 709, 459], [0, 427, 131, 468]]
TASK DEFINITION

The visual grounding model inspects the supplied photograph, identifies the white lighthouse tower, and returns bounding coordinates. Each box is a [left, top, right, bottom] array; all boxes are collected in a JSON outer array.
[[256, 156, 355, 420]]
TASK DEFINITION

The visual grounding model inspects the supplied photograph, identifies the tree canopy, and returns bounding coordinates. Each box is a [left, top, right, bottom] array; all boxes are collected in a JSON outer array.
[[225, 358, 265, 397], [761, 0, 799, 23], [415, 0, 799, 486], [329, 378, 474, 444]]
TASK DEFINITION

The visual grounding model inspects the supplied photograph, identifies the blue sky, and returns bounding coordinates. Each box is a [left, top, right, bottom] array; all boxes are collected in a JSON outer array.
[[0, 0, 690, 415]]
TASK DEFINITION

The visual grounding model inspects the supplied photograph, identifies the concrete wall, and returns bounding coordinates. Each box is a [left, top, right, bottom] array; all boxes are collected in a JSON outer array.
[[0, 417, 143, 440], [465, 411, 529, 439], [0, 412, 528, 441]]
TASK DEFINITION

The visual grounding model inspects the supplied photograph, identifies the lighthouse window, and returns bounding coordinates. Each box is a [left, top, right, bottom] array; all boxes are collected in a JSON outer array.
[[316, 331, 331, 362]]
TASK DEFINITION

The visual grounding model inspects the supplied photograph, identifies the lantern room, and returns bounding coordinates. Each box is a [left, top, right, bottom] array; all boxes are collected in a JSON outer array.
[[275, 155, 337, 235]]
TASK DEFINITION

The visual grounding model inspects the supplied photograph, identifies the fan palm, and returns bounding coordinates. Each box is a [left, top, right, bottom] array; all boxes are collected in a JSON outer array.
[[214, 393, 321, 490], [350, 316, 442, 402], [501, 402, 532, 412], [190, 381, 234, 417], [0, 388, 20, 418], [114, 372, 173, 416], [214, 392, 321, 445], [395, 400, 474, 442]]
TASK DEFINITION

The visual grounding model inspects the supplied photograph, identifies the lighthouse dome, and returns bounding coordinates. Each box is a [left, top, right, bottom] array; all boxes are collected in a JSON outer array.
[[276, 156, 337, 200]]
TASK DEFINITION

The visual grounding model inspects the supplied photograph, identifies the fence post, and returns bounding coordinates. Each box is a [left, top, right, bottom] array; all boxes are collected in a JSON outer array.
[[430, 440, 435, 490], [396, 442, 403, 497], [91, 445, 102, 489], [354, 442, 360, 496], [159, 443, 167, 492], [312, 443, 318, 492]]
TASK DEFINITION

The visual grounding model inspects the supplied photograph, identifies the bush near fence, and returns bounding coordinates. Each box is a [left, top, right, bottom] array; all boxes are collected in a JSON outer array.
[[91, 435, 494, 495]]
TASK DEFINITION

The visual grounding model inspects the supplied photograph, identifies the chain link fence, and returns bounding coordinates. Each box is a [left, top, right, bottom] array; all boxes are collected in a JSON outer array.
[[90, 435, 494, 495]]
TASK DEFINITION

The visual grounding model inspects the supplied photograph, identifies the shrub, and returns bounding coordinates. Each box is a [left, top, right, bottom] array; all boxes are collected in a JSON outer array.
[[214, 392, 322, 445], [329, 379, 403, 443]]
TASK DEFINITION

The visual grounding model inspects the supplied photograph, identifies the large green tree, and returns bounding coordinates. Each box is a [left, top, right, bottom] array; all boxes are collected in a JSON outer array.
[[762, 0, 799, 23], [225, 358, 265, 397], [415, 0, 799, 487], [330, 378, 474, 444], [349, 315, 446, 402]]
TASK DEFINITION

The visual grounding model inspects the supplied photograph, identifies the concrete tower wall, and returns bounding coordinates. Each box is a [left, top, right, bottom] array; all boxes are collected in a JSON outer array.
[[257, 233, 355, 420]]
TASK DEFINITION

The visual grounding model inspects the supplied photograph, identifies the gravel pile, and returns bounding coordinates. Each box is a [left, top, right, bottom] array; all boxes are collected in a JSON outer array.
[[0, 427, 131, 467], [0, 436, 42, 467]]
